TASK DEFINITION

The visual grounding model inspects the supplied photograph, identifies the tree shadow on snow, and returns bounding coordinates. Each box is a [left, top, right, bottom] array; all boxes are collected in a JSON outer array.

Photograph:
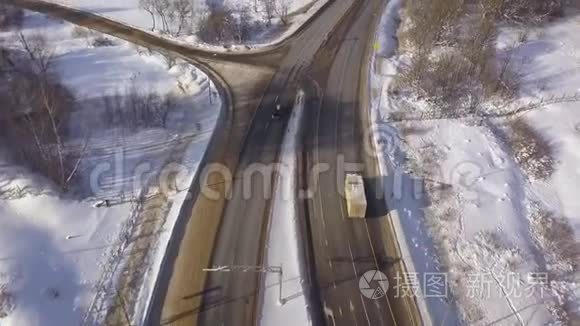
[[0, 215, 82, 325]]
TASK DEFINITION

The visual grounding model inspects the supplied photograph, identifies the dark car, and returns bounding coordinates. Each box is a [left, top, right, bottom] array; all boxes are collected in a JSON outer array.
[[272, 103, 282, 119]]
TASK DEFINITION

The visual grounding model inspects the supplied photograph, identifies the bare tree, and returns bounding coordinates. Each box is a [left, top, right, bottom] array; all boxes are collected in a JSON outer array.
[[172, 0, 193, 36], [139, 0, 157, 31], [63, 132, 91, 187], [261, 0, 277, 25], [18, 33, 53, 74], [160, 93, 176, 126], [102, 91, 125, 126], [153, 0, 172, 34], [40, 81, 66, 185], [6, 70, 83, 189], [276, 0, 290, 26], [0, 35, 90, 190], [231, 4, 252, 43], [197, 7, 234, 44]]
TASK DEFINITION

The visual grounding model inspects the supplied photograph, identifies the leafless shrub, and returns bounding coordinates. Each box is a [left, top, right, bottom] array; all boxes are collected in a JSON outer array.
[[0, 4, 23, 30], [0, 284, 14, 319], [0, 184, 32, 200], [428, 52, 475, 104], [386, 110, 412, 121], [102, 83, 177, 130], [529, 202, 580, 323], [197, 5, 261, 45], [406, 142, 446, 180], [530, 204, 579, 277], [393, 50, 430, 93], [46, 287, 60, 300], [92, 36, 115, 47], [18, 33, 53, 74], [483, 0, 567, 24], [396, 49, 483, 113], [507, 118, 554, 180], [460, 14, 497, 71], [517, 30, 530, 43], [395, 6, 522, 115], [71, 26, 92, 39], [161, 52, 177, 69], [398, 0, 570, 115], [132, 44, 154, 56], [483, 49, 520, 99], [402, 0, 464, 50]]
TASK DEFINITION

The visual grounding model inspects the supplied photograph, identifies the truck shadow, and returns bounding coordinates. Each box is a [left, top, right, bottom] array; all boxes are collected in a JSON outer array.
[[363, 174, 428, 219]]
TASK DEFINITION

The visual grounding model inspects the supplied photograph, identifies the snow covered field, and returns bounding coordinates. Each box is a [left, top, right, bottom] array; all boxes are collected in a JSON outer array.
[[49, 0, 326, 51], [0, 9, 219, 326], [372, 3, 580, 325], [259, 91, 311, 326]]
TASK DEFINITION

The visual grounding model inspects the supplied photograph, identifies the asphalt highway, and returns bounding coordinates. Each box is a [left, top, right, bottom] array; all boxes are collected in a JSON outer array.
[[195, 1, 363, 326], [302, 0, 423, 325]]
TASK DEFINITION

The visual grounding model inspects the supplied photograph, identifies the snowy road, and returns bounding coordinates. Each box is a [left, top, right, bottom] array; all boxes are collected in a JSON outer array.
[[299, 0, 422, 325]]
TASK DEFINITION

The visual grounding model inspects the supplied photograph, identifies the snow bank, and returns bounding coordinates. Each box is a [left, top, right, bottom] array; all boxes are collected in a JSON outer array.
[[259, 91, 311, 326], [369, 1, 456, 325]]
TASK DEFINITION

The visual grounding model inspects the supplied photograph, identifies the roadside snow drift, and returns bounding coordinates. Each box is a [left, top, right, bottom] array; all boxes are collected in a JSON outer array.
[[259, 91, 311, 326]]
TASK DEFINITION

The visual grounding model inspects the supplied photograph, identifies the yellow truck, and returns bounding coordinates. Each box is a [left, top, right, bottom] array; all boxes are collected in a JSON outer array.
[[344, 173, 367, 218]]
